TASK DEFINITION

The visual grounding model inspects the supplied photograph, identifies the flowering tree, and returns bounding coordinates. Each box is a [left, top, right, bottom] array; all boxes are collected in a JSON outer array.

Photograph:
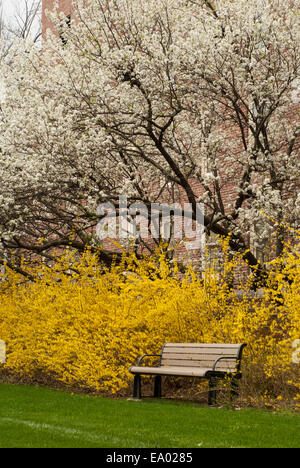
[[0, 0, 299, 279]]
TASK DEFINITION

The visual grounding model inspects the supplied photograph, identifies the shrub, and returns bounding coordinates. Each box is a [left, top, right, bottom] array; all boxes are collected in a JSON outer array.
[[0, 240, 299, 408]]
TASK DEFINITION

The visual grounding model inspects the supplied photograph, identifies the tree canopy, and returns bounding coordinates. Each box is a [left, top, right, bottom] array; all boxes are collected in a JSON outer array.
[[0, 0, 299, 278]]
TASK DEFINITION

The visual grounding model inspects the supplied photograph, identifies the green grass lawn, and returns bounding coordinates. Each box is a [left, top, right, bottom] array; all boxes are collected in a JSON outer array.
[[0, 384, 299, 448]]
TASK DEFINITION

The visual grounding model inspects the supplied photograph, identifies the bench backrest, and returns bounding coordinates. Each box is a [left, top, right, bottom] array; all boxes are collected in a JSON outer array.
[[160, 343, 246, 372]]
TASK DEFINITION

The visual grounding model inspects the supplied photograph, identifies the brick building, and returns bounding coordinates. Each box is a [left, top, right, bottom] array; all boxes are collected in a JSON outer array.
[[42, 0, 72, 38]]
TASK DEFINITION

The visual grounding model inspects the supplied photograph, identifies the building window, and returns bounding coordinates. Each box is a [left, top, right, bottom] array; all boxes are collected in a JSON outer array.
[[60, 15, 71, 45]]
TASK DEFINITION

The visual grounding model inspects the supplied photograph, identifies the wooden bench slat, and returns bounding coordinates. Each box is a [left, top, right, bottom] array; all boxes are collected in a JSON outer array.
[[162, 354, 233, 360], [161, 356, 237, 367], [162, 349, 240, 356], [130, 366, 213, 377], [163, 343, 241, 348], [161, 359, 236, 369]]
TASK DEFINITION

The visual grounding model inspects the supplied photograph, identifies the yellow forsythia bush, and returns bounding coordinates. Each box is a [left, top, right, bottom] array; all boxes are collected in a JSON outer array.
[[0, 239, 299, 406]]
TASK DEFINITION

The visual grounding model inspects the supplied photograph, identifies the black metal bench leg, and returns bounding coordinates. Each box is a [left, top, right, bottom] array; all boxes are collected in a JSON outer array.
[[133, 375, 142, 399], [208, 377, 217, 406], [154, 376, 162, 398]]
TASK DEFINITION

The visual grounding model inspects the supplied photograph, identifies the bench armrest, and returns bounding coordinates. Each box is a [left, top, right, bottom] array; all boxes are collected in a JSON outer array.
[[212, 356, 238, 372], [137, 354, 162, 366]]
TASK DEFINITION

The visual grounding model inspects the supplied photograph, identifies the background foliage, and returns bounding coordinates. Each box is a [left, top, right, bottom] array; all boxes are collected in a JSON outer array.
[[0, 237, 299, 408]]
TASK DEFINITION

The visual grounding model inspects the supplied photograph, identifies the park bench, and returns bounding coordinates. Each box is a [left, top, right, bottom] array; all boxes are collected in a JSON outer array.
[[129, 343, 247, 406]]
